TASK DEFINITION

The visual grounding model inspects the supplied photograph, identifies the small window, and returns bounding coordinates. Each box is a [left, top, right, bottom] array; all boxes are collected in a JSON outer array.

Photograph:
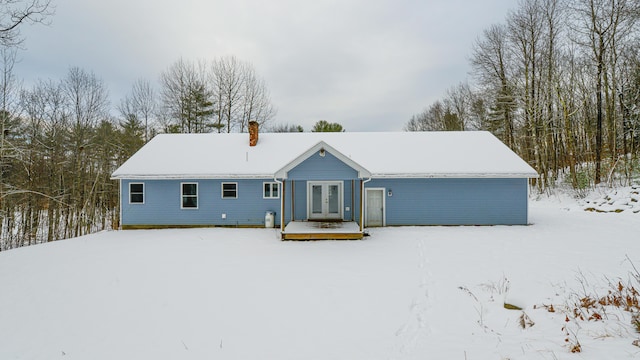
[[129, 183, 144, 204], [181, 183, 198, 208], [222, 182, 237, 199], [263, 182, 280, 199]]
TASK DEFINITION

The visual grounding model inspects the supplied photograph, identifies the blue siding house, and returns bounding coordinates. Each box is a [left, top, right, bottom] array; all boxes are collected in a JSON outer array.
[[111, 122, 538, 239]]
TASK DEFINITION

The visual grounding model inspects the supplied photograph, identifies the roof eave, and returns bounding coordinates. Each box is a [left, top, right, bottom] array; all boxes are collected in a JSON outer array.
[[110, 173, 275, 180], [370, 172, 540, 179], [274, 141, 372, 179], [112, 172, 539, 180]]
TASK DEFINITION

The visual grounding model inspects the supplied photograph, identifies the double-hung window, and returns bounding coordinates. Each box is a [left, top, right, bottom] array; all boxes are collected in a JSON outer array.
[[181, 183, 198, 208], [129, 183, 144, 204], [221, 182, 237, 199], [263, 182, 280, 199]]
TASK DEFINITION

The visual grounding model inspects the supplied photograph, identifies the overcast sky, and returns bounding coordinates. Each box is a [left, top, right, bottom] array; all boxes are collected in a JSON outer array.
[[15, 0, 514, 131]]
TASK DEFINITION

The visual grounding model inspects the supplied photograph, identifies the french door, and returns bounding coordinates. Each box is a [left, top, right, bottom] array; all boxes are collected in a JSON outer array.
[[308, 181, 343, 220]]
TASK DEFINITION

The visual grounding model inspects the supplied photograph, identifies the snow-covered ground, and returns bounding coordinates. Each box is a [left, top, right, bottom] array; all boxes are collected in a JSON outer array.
[[581, 184, 640, 213], [1, 190, 639, 360]]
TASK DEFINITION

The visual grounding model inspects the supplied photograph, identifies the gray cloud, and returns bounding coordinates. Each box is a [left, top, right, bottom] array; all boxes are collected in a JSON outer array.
[[15, 0, 513, 131]]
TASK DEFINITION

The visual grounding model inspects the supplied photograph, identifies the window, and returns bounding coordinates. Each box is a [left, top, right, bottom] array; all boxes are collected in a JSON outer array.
[[129, 183, 144, 204], [181, 183, 198, 208], [221, 182, 237, 199], [263, 182, 280, 199]]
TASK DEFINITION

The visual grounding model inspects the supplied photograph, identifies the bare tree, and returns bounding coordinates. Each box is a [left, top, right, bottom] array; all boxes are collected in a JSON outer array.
[[62, 67, 109, 237], [405, 0, 640, 192], [618, 44, 640, 177], [17, 79, 68, 245], [444, 82, 473, 130], [508, 0, 543, 161], [160, 58, 194, 132], [569, 0, 640, 183], [0, 48, 19, 185], [0, 0, 53, 47], [119, 78, 156, 142], [210, 56, 276, 133], [239, 65, 276, 132], [10, 71, 122, 248], [471, 24, 517, 147], [0, 46, 20, 249], [210, 56, 244, 133], [270, 123, 303, 132], [159, 56, 276, 134], [404, 101, 445, 131], [466, 90, 491, 131], [405, 99, 464, 132], [160, 59, 212, 133]]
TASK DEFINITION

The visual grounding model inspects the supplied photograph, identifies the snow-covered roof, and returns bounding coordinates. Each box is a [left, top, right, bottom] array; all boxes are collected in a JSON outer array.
[[111, 131, 539, 179]]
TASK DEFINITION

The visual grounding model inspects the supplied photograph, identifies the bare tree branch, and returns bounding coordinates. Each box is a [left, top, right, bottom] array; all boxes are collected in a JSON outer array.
[[0, 0, 54, 47]]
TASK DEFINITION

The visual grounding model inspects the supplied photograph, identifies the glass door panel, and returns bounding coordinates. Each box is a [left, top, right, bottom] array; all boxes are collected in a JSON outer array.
[[312, 185, 323, 214], [328, 184, 339, 214], [308, 182, 342, 220]]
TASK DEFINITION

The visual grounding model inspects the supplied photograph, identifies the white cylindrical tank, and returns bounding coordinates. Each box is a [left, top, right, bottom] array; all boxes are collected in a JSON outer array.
[[265, 211, 275, 228]]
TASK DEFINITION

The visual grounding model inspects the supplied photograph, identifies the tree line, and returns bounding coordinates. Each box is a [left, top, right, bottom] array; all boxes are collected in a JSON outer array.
[[406, 0, 640, 191], [156, 57, 276, 134], [0, 48, 277, 250], [4, 0, 638, 249]]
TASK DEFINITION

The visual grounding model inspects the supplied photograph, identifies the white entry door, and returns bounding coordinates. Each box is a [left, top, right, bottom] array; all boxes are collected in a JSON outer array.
[[365, 188, 385, 227], [308, 181, 342, 220]]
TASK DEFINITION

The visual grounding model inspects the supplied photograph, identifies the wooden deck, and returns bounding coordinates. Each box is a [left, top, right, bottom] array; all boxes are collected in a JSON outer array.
[[281, 221, 363, 240]]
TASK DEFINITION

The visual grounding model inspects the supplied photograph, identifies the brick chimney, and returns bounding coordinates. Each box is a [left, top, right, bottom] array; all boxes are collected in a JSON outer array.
[[249, 121, 259, 146]]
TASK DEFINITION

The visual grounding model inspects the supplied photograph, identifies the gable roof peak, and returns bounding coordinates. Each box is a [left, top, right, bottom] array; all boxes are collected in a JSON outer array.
[[274, 140, 371, 179]]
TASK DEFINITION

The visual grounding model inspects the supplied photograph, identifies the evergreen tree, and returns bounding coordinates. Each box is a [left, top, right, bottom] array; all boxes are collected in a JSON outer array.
[[311, 120, 344, 132]]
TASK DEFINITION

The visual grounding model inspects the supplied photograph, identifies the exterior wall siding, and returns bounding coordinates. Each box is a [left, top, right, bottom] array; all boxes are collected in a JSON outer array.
[[365, 178, 529, 225], [286, 179, 357, 221], [291, 180, 307, 221], [121, 179, 281, 226], [120, 155, 529, 227], [284, 152, 360, 221], [287, 151, 358, 180]]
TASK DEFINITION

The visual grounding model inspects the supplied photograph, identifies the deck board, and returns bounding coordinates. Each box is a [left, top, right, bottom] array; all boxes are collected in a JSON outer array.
[[281, 221, 363, 240]]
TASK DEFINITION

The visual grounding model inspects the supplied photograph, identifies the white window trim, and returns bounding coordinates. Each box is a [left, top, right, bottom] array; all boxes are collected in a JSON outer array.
[[221, 182, 238, 199], [263, 182, 280, 199], [181, 182, 199, 209], [129, 182, 145, 204]]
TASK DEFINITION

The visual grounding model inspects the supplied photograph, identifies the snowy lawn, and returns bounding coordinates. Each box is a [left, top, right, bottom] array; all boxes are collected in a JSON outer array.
[[1, 195, 639, 359]]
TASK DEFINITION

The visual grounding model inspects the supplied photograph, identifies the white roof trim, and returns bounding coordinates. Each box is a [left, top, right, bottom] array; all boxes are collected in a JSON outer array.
[[110, 174, 275, 180], [371, 173, 540, 179], [274, 141, 372, 179], [112, 172, 538, 181]]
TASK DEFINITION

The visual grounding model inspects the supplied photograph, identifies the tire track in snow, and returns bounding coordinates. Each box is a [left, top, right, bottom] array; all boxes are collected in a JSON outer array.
[[393, 238, 433, 358]]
